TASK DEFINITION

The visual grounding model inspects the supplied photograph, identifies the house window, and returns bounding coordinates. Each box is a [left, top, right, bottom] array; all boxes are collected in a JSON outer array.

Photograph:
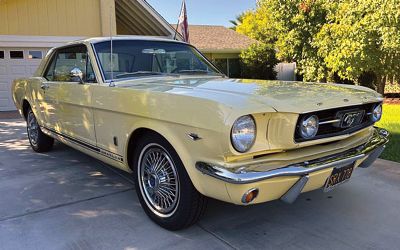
[[213, 59, 228, 76], [0, 51, 4, 59], [228, 59, 242, 78], [10, 51, 24, 59], [213, 58, 242, 78], [28, 51, 42, 59]]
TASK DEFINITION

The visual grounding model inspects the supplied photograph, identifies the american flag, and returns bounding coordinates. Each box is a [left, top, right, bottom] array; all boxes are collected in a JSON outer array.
[[177, 0, 189, 43]]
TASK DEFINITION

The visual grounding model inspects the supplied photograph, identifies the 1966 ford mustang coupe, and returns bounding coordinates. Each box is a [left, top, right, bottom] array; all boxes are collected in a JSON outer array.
[[12, 37, 388, 230]]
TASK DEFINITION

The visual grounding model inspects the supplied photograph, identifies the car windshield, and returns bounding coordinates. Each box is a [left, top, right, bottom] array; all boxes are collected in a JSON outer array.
[[93, 40, 223, 81]]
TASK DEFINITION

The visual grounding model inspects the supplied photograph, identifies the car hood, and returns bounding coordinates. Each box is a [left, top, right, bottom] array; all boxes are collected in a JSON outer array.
[[117, 77, 383, 114]]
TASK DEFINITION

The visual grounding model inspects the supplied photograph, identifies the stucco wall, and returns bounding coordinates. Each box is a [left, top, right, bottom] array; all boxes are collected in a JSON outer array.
[[0, 0, 102, 36]]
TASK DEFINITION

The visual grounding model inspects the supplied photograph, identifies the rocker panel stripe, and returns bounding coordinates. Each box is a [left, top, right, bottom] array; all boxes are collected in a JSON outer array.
[[41, 126, 124, 163]]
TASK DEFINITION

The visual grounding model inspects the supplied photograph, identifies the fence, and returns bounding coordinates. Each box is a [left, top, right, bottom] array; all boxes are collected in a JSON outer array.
[[385, 76, 400, 94]]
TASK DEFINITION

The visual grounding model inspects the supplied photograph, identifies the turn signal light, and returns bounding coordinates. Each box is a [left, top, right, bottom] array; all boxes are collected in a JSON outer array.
[[241, 188, 259, 204]]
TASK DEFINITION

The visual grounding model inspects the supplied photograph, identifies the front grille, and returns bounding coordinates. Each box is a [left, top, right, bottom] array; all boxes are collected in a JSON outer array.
[[295, 102, 381, 142]]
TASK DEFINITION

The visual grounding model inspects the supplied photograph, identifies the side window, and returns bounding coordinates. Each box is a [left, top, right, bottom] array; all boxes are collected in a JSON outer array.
[[44, 52, 57, 81], [53, 46, 87, 82], [44, 46, 97, 83]]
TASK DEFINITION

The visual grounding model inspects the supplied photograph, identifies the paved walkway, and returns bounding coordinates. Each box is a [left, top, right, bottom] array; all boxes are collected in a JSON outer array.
[[0, 111, 20, 120], [0, 119, 399, 250]]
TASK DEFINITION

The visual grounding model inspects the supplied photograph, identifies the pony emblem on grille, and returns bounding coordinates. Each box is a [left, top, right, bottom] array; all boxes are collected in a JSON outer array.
[[341, 111, 364, 128]]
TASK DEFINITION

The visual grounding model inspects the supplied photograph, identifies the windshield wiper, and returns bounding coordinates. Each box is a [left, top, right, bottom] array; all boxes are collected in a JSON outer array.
[[177, 70, 224, 76], [115, 71, 165, 79]]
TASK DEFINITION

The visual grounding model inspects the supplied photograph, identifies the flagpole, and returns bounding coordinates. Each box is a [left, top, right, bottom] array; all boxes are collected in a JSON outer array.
[[173, 21, 180, 40], [174, 0, 185, 41]]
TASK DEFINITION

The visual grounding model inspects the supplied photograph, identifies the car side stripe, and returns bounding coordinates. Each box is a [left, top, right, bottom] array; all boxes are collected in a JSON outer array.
[[41, 126, 124, 163]]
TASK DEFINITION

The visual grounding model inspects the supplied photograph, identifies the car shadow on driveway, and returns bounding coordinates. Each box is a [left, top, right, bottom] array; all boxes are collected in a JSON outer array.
[[0, 120, 134, 220], [0, 119, 400, 250]]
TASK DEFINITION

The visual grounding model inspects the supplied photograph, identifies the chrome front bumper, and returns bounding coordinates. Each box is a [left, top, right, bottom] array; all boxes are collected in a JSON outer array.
[[196, 127, 389, 185]]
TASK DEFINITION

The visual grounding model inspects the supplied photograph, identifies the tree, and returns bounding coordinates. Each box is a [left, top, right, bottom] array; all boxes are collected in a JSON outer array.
[[315, 0, 400, 94], [237, 0, 330, 81], [266, 0, 330, 81], [236, 0, 400, 93], [236, 5, 278, 44], [240, 43, 278, 80], [229, 13, 246, 31]]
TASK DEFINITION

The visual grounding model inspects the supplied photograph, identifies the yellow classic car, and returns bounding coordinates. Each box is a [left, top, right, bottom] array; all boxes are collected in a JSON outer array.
[[12, 37, 388, 230]]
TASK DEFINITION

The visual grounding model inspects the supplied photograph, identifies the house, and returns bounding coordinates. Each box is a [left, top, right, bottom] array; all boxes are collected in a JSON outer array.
[[0, 0, 179, 111], [186, 25, 296, 81], [0, 0, 294, 111], [187, 25, 255, 78]]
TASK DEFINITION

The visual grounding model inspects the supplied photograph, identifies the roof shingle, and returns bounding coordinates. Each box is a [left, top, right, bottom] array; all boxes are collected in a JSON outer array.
[[183, 25, 257, 53]]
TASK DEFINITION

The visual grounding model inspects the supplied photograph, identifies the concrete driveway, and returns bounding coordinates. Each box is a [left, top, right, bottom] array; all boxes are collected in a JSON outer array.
[[0, 119, 400, 250]]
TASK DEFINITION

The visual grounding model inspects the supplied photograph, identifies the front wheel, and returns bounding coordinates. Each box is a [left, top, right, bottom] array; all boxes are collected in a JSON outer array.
[[133, 133, 207, 230], [26, 108, 54, 152]]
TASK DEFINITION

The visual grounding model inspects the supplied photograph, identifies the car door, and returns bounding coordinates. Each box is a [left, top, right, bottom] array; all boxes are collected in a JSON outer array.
[[41, 45, 97, 146]]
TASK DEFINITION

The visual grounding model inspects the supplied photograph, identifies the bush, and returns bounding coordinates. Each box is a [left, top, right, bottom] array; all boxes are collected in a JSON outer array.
[[240, 43, 278, 80]]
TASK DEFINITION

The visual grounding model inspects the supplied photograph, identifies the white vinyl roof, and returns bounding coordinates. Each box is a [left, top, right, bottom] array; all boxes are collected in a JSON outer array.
[[81, 36, 187, 44]]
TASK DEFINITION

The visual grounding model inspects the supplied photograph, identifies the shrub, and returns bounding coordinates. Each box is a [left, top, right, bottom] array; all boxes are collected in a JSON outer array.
[[240, 43, 278, 80]]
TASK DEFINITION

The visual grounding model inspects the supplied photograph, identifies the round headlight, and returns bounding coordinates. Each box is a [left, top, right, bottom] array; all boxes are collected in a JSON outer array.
[[371, 104, 383, 122], [299, 115, 319, 139], [231, 115, 256, 153]]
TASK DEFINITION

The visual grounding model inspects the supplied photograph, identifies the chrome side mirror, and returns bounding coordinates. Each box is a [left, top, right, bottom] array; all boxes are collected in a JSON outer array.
[[70, 68, 84, 83]]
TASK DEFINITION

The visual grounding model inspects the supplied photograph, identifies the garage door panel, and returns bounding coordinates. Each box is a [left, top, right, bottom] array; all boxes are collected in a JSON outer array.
[[9, 65, 28, 75], [0, 82, 11, 91], [29, 65, 39, 74], [0, 99, 9, 107], [0, 90, 11, 106], [0, 48, 47, 111], [0, 65, 6, 74], [0, 75, 11, 82], [0, 88, 10, 94], [0, 75, 8, 80]]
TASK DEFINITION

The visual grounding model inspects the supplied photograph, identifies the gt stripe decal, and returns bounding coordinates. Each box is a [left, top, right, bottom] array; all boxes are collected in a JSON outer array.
[[41, 126, 124, 163]]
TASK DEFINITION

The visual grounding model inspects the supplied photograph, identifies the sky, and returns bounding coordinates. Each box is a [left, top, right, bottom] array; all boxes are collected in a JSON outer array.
[[146, 0, 256, 27]]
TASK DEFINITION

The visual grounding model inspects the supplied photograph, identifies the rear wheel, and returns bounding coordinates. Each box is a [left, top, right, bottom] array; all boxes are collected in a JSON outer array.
[[26, 108, 54, 152], [132, 133, 207, 230]]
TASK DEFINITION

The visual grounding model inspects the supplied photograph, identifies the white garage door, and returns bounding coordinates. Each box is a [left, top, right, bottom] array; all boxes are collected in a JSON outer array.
[[0, 48, 48, 111]]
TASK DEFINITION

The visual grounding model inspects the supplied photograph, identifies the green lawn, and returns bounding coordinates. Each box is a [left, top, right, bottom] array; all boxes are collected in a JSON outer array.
[[376, 104, 400, 163]]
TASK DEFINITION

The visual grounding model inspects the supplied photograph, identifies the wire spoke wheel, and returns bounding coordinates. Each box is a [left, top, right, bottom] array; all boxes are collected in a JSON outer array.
[[27, 111, 39, 146], [138, 143, 180, 217]]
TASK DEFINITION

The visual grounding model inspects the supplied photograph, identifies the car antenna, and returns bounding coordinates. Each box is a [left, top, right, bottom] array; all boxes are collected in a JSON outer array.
[[109, 5, 115, 87]]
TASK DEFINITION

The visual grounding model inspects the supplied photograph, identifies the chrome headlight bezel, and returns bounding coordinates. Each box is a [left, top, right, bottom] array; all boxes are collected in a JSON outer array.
[[231, 115, 257, 153], [371, 104, 383, 122], [299, 115, 319, 139]]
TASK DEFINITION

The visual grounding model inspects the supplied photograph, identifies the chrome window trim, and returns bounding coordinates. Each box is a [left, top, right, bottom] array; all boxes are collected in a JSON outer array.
[[90, 43, 106, 84], [90, 39, 225, 84], [42, 43, 99, 84]]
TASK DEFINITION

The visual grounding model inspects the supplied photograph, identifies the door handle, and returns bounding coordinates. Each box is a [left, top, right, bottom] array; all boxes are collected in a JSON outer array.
[[40, 83, 49, 90]]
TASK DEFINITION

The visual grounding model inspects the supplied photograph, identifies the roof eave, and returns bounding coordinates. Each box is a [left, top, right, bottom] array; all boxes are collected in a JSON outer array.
[[138, 0, 183, 41], [197, 48, 244, 54]]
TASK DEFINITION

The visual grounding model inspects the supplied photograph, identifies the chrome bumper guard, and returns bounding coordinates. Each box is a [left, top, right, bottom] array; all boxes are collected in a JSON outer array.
[[196, 127, 389, 203]]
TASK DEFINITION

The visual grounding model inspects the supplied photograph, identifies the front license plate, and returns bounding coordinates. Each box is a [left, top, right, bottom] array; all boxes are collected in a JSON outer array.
[[324, 164, 354, 192]]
